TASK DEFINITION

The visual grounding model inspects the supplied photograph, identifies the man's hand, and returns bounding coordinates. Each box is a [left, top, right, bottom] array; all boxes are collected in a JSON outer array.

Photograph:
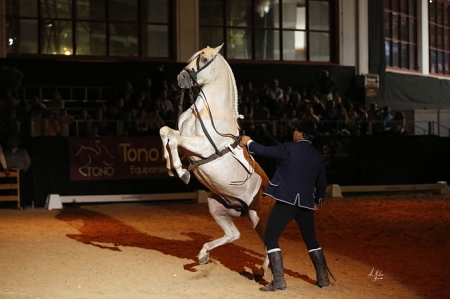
[[3, 168, 10, 177], [240, 135, 251, 146]]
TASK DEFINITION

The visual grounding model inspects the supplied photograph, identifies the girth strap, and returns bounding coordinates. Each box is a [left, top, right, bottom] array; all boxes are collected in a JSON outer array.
[[188, 140, 239, 171]]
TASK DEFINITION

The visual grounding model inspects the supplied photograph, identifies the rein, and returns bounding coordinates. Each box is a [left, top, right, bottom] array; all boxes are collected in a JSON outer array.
[[178, 52, 241, 170]]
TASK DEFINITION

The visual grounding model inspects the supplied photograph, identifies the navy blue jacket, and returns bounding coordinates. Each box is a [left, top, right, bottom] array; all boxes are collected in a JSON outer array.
[[247, 139, 327, 210]]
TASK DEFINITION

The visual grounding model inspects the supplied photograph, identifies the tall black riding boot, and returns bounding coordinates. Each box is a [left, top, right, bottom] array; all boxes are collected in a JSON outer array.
[[309, 249, 336, 288], [259, 251, 287, 292]]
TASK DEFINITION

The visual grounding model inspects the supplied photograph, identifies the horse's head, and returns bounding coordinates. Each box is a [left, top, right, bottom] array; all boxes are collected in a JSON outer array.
[[178, 44, 224, 89]]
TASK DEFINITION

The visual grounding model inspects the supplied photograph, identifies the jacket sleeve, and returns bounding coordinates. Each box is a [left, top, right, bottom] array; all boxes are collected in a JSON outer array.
[[314, 158, 327, 206], [248, 141, 288, 160]]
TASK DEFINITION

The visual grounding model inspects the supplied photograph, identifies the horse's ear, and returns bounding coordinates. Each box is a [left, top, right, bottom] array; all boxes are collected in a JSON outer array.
[[214, 43, 224, 56]]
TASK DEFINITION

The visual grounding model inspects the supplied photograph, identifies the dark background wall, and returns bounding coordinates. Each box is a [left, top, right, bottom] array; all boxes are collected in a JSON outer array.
[[25, 135, 450, 207]]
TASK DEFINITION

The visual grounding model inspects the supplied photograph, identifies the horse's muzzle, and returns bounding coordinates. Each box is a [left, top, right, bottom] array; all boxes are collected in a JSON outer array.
[[177, 70, 192, 89]]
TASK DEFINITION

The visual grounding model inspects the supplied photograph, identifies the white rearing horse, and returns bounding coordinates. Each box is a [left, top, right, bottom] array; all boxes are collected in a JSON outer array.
[[159, 44, 274, 272]]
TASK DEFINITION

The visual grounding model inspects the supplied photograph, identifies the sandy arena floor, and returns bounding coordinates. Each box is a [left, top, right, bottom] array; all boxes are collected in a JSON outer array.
[[1, 195, 449, 299]]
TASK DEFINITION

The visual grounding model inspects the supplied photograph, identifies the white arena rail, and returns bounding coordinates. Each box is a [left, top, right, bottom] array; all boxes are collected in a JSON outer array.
[[326, 181, 449, 198], [45, 190, 210, 210]]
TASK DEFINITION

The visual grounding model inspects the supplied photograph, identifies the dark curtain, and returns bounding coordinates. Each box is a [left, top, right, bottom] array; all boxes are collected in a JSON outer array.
[[368, 0, 386, 102]]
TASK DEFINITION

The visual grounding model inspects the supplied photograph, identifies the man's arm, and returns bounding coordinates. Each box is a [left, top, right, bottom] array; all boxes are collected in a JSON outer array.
[[241, 135, 287, 159], [314, 159, 327, 206]]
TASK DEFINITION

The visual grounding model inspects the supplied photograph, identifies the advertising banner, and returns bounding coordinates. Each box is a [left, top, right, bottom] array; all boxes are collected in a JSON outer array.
[[69, 136, 180, 181]]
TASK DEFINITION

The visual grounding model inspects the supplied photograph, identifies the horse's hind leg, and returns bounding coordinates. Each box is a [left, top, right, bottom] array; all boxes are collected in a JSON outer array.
[[198, 197, 242, 264]]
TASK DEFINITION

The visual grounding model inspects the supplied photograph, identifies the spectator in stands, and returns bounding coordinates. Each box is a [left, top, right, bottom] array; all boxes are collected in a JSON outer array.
[[240, 95, 254, 118], [116, 97, 129, 118], [142, 77, 153, 106], [3, 108, 21, 138], [134, 91, 149, 113], [58, 109, 75, 137], [156, 89, 175, 120], [274, 94, 288, 120], [286, 92, 302, 113], [147, 102, 165, 134], [283, 85, 293, 102], [166, 90, 182, 127], [238, 102, 254, 134], [252, 97, 271, 134], [41, 111, 61, 136], [299, 86, 309, 102], [381, 105, 394, 133], [30, 109, 43, 137], [310, 93, 326, 119], [49, 90, 65, 115], [322, 99, 338, 134], [332, 91, 343, 106], [300, 103, 321, 129], [91, 107, 110, 136], [346, 102, 358, 121], [75, 109, 91, 137], [285, 107, 299, 131], [130, 109, 149, 136], [391, 110, 407, 135], [2, 89, 20, 111], [3, 134, 30, 173], [335, 104, 351, 135], [367, 101, 382, 134], [267, 79, 283, 101], [355, 103, 368, 135], [237, 83, 245, 104], [105, 98, 128, 135], [243, 81, 260, 102], [87, 123, 100, 137], [346, 102, 361, 136], [122, 82, 137, 111], [317, 70, 336, 102], [167, 78, 178, 94], [30, 95, 47, 111]]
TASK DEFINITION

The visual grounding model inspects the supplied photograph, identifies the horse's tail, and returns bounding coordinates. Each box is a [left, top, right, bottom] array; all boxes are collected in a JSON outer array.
[[240, 143, 274, 242]]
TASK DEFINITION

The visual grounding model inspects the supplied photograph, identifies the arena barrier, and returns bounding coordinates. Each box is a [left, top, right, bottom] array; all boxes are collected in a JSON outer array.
[[326, 181, 449, 198], [45, 190, 210, 210], [45, 182, 449, 210]]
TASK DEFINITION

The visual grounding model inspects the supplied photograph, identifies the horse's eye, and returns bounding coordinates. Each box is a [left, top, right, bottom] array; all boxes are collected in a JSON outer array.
[[201, 57, 208, 63]]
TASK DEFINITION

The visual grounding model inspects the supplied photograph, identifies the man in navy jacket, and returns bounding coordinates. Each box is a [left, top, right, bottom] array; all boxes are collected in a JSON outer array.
[[241, 118, 334, 291]]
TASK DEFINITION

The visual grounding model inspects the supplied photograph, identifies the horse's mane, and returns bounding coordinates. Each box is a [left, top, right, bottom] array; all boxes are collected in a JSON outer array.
[[217, 54, 243, 122]]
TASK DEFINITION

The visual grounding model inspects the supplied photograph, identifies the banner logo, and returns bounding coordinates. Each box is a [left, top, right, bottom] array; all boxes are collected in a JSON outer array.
[[69, 136, 171, 181]]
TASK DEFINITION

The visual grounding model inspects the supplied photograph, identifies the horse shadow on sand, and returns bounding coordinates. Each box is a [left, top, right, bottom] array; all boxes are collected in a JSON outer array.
[[55, 206, 315, 286]]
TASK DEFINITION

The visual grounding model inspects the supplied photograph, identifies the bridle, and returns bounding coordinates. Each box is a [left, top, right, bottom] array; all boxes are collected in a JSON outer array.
[[183, 51, 217, 84], [178, 51, 241, 162]]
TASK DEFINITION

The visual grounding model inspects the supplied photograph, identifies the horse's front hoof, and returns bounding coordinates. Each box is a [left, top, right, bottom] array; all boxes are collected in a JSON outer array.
[[167, 170, 174, 177], [181, 170, 190, 184], [198, 254, 209, 265]]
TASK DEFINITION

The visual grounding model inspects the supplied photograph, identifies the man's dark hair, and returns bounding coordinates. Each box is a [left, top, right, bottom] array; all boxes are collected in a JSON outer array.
[[303, 132, 315, 141]]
